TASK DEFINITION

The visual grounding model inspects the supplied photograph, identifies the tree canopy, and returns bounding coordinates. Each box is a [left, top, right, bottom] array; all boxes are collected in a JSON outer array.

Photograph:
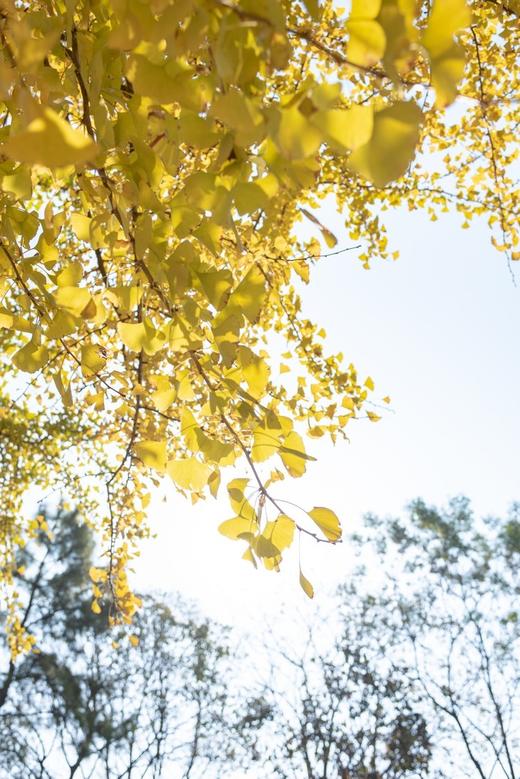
[[0, 0, 518, 650]]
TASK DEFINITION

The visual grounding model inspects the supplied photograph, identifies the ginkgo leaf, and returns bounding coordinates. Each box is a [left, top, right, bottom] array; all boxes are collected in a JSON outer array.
[[167, 457, 210, 490], [252, 419, 284, 463], [117, 321, 166, 356], [300, 207, 338, 248], [81, 344, 105, 378], [218, 516, 257, 541], [227, 478, 256, 522], [310, 105, 373, 152], [348, 101, 422, 187], [307, 506, 342, 541], [270, 514, 296, 552], [56, 262, 83, 287], [346, 1, 385, 67], [299, 568, 315, 599], [70, 213, 91, 242], [279, 431, 316, 477], [225, 266, 266, 324], [134, 440, 167, 473], [242, 547, 258, 568], [12, 341, 49, 373], [273, 105, 324, 160], [151, 387, 176, 412], [255, 533, 280, 558], [2, 107, 98, 168], [422, 0, 472, 106], [54, 287, 96, 319]]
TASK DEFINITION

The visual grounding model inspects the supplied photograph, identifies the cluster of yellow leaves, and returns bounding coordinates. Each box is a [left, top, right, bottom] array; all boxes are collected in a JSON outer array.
[[0, 0, 517, 651]]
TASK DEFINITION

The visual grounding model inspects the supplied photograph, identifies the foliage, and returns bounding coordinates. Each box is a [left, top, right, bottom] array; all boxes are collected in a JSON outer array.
[[0, 0, 518, 642], [0, 506, 234, 778]]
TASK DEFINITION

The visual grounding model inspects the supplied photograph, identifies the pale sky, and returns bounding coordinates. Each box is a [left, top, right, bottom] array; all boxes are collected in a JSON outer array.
[[132, 204, 520, 628]]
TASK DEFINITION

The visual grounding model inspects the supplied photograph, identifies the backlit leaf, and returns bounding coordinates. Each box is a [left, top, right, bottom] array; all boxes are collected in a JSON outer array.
[[348, 101, 422, 187], [167, 457, 210, 490], [307, 506, 342, 541], [299, 568, 315, 599], [2, 108, 98, 168], [134, 440, 167, 473]]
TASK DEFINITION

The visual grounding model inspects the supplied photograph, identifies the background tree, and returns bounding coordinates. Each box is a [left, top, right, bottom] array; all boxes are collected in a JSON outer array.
[[352, 497, 520, 779], [0, 506, 236, 778], [248, 498, 520, 778], [254, 599, 433, 778], [0, 0, 518, 640]]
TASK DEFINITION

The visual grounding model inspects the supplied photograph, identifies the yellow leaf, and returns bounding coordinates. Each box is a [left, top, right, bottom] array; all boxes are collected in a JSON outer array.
[[279, 431, 316, 477], [81, 344, 105, 378], [151, 387, 176, 412], [12, 341, 49, 373], [89, 567, 106, 583], [270, 514, 295, 551], [252, 419, 284, 463], [307, 506, 342, 541], [1, 165, 32, 200], [56, 261, 83, 287], [218, 516, 257, 540], [70, 213, 92, 242], [347, 2, 385, 67], [422, 0, 472, 57], [167, 457, 210, 490], [348, 101, 422, 187], [242, 547, 258, 567], [54, 286, 96, 318], [211, 90, 266, 146], [299, 569, 314, 599], [225, 266, 266, 324], [134, 440, 167, 473], [227, 478, 256, 522], [91, 600, 102, 614], [117, 321, 166, 355], [310, 105, 373, 152], [422, 0, 472, 106], [2, 107, 98, 168], [129, 634, 139, 647], [274, 105, 323, 159], [255, 533, 280, 558]]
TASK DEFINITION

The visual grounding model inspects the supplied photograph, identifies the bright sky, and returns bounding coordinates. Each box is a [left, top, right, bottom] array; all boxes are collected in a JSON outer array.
[[132, 204, 520, 629]]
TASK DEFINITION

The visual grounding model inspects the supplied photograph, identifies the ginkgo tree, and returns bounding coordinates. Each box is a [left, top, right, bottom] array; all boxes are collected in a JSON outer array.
[[0, 0, 518, 653]]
